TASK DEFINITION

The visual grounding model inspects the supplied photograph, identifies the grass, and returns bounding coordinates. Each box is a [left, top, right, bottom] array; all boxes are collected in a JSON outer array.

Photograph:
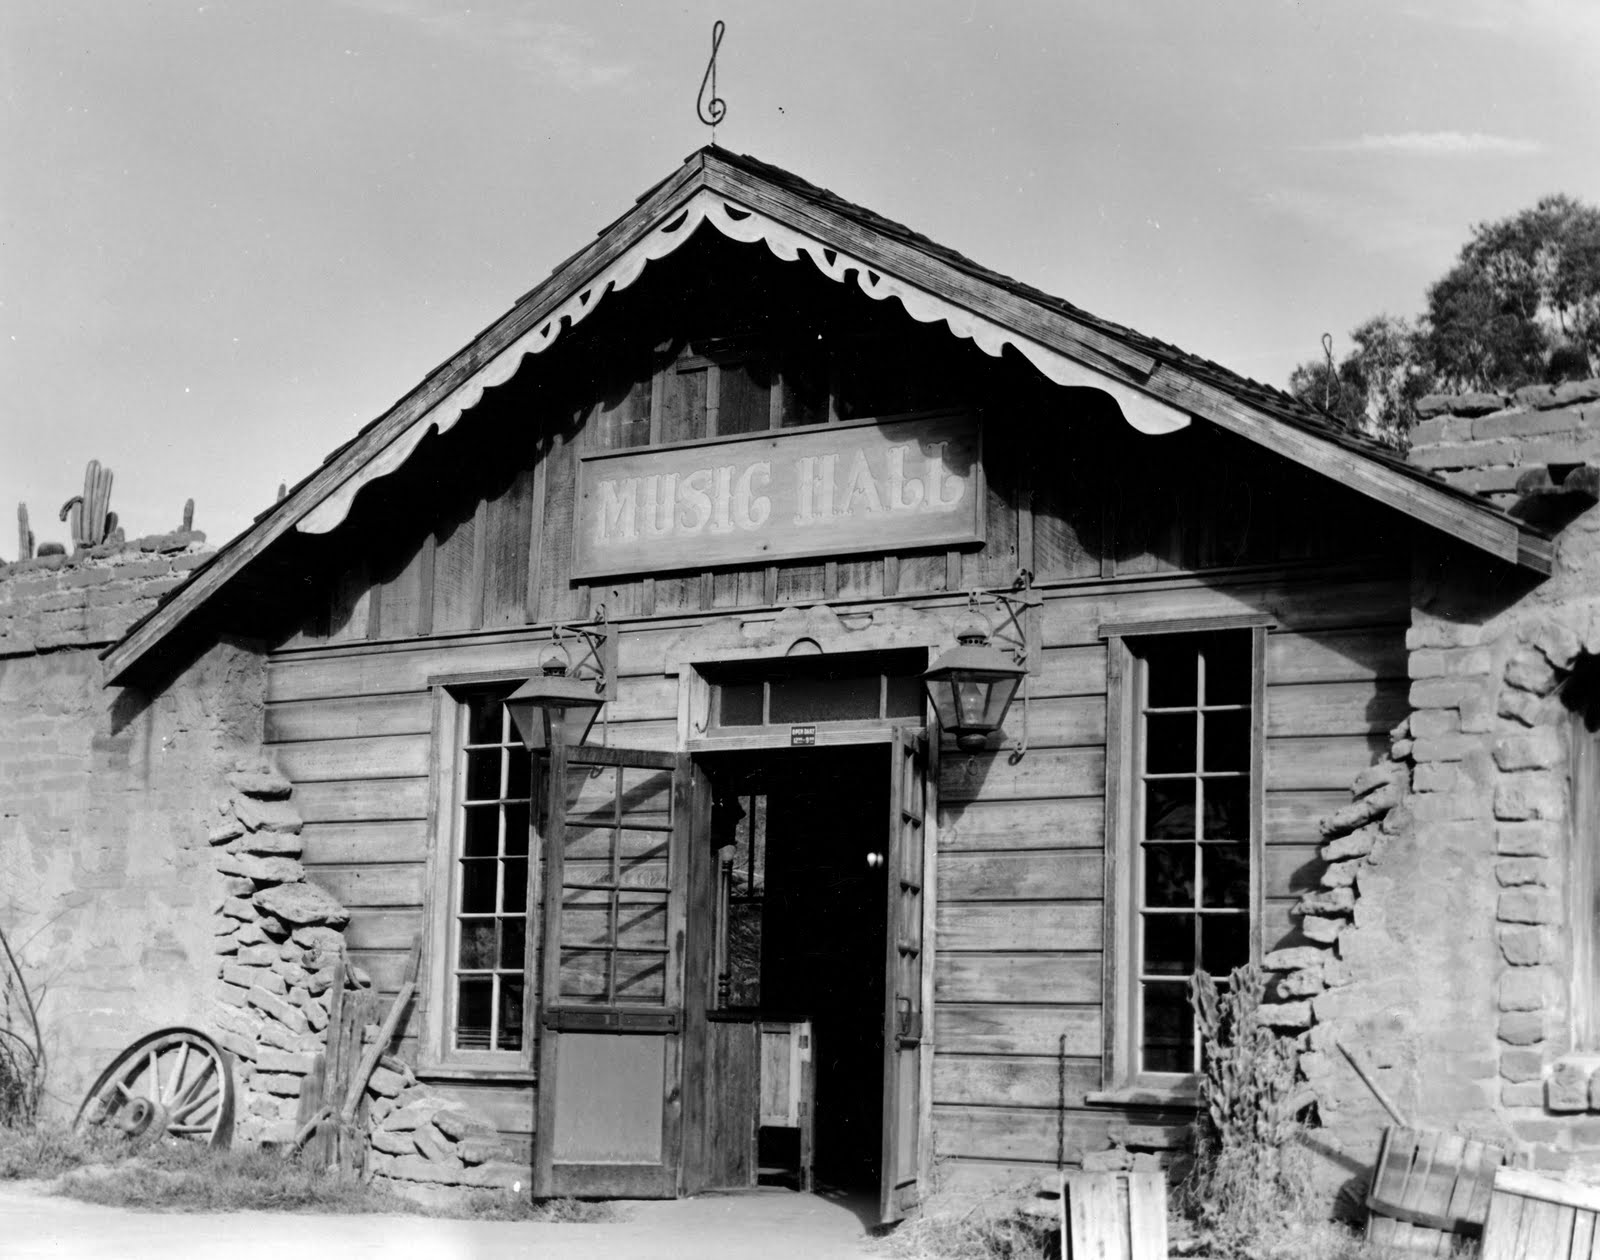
[[876, 1191, 1057, 1260], [1, 1123, 611, 1222]]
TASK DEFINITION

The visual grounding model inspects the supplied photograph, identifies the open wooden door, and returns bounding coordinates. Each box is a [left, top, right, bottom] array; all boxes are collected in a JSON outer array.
[[881, 726, 927, 1223], [534, 738, 688, 1198]]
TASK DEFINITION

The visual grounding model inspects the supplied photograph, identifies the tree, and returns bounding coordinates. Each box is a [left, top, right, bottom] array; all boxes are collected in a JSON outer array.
[[1287, 316, 1425, 449], [1289, 194, 1600, 445]]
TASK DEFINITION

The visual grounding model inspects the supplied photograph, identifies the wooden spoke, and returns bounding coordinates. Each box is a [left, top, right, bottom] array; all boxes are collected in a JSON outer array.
[[164, 1040, 190, 1104], [75, 1028, 235, 1149]]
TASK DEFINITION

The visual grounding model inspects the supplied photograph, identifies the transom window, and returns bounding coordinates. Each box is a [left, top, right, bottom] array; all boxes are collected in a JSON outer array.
[[451, 689, 533, 1053], [708, 650, 925, 731]]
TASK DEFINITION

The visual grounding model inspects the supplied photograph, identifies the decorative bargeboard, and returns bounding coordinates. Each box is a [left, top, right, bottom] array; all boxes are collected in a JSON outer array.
[[573, 413, 983, 579]]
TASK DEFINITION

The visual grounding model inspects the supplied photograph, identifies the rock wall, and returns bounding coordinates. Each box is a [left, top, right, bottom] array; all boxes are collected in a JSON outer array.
[[1292, 385, 1600, 1185]]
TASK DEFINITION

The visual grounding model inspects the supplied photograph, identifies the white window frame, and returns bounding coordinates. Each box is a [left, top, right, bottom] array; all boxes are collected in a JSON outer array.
[[420, 673, 541, 1077], [1095, 616, 1268, 1103]]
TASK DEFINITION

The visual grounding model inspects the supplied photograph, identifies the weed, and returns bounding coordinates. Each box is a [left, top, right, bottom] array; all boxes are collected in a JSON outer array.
[[1180, 964, 1314, 1260], [879, 1192, 1057, 1260], [0, 1122, 128, 1180]]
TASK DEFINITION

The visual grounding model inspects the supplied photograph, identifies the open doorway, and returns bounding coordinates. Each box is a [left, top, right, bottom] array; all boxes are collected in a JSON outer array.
[[702, 746, 889, 1192]]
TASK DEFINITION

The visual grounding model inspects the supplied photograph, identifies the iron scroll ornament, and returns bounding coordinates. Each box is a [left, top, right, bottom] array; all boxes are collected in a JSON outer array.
[[697, 20, 727, 130]]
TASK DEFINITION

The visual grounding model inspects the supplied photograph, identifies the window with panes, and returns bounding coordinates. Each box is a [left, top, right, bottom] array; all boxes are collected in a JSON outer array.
[[450, 688, 534, 1053], [1129, 631, 1256, 1077]]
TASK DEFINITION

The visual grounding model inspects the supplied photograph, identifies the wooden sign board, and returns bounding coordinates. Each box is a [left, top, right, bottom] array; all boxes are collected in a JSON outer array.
[[574, 413, 983, 579]]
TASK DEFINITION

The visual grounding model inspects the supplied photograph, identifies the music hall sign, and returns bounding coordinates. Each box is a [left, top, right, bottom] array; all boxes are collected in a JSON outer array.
[[573, 413, 983, 579]]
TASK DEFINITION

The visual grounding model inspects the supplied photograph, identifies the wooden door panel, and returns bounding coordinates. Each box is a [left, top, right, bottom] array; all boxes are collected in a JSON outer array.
[[535, 740, 688, 1198], [881, 727, 927, 1223]]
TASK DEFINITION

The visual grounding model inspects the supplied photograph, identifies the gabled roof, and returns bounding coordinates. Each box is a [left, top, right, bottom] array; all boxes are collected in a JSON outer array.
[[102, 145, 1553, 683]]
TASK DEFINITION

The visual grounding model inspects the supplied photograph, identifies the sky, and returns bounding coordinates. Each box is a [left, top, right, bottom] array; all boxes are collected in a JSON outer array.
[[3, 0, 1598, 552]]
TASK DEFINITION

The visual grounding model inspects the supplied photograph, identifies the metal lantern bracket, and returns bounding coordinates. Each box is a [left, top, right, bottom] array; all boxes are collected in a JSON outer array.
[[548, 608, 618, 703], [960, 570, 1041, 761]]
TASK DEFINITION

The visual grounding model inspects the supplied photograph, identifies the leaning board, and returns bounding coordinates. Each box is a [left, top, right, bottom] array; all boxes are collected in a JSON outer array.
[[1481, 1167, 1600, 1260]]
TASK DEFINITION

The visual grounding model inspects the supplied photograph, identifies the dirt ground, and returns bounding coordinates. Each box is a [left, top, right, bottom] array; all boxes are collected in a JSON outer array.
[[0, 1181, 883, 1259]]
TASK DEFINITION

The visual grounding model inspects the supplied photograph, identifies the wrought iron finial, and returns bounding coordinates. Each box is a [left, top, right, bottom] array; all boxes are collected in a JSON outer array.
[[697, 20, 727, 138], [1321, 332, 1335, 412]]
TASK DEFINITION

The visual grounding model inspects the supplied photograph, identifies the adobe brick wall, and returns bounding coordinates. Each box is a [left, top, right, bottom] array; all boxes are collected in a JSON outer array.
[[1284, 385, 1600, 1193], [1410, 379, 1600, 506]]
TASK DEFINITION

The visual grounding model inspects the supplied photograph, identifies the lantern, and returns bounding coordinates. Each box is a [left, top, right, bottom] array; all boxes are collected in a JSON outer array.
[[505, 646, 605, 752], [922, 611, 1027, 752]]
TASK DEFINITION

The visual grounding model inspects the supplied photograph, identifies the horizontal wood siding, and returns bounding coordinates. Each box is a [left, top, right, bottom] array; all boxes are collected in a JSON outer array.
[[268, 563, 1408, 1189]]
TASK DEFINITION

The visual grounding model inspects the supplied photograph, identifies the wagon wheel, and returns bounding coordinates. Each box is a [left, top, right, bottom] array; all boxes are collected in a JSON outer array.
[[74, 1026, 235, 1148]]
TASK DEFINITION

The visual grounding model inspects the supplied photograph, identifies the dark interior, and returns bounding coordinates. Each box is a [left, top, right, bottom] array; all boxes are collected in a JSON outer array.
[[705, 746, 888, 1190]]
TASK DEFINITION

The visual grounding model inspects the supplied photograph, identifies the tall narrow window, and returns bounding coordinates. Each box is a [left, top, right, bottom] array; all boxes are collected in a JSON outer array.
[[452, 689, 533, 1053], [1101, 623, 1264, 1094]]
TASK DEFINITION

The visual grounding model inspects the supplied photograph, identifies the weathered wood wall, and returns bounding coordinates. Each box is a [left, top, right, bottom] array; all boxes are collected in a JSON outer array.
[[260, 229, 1411, 1183]]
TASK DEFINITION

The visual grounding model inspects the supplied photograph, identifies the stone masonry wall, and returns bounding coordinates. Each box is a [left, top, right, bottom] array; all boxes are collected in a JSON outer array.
[[0, 527, 273, 1114], [1280, 386, 1600, 1187]]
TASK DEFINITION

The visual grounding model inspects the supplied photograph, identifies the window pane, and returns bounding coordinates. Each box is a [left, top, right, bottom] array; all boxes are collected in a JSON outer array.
[[1202, 778, 1249, 840], [496, 978, 524, 1051], [503, 858, 529, 915], [462, 805, 500, 857], [456, 977, 492, 1050], [1143, 913, 1196, 976], [466, 695, 505, 746], [1143, 844, 1195, 908], [506, 751, 532, 802], [614, 951, 667, 1002], [1202, 915, 1250, 976], [886, 673, 924, 719], [1203, 636, 1251, 705], [769, 673, 879, 722], [1145, 713, 1198, 773], [458, 919, 496, 969], [719, 681, 764, 726], [1144, 642, 1197, 707], [502, 802, 530, 857], [465, 749, 502, 801], [1201, 840, 1250, 909], [1141, 981, 1194, 1074], [1145, 780, 1197, 840], [1204, 710, 1249, 772], [501, 917, 526, 970], [460, 859, 498, 914]]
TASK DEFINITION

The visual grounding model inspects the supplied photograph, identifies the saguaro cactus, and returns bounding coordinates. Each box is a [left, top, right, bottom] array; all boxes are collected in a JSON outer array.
[[58, 460, 116, 548], [16, 504, 33, 560]]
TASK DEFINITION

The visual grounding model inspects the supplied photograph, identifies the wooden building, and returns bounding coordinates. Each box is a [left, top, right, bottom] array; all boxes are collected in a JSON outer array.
[[96, 148, 1554, 1216]]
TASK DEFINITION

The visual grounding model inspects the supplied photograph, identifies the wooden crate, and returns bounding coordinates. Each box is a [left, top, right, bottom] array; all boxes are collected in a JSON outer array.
[[1482, 1167, 1600, 1259], [1365, 1125, 1507, 1254], [1060, 1170, 1167, 1260]]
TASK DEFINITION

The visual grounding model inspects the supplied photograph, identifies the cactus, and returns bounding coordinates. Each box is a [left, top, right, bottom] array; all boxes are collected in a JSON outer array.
[[16, 504, 33, 560], [58, 460, 115, 547]]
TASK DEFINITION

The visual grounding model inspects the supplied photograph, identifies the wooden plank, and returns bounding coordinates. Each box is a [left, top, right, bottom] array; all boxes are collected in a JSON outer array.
[[1266, 790, 1350, 837], [1266, 681, 1409, 739], [293, 777, 428, 824], [1043, 572, 1410, 646], [1066, 1172, 1129, 1260], [274, 734, 430, 783], [1481, 1190, 1522, 1260], [1263, 845, 1324, 898], [938, 850, 1102, 902], [300, 821, 427, 866], [937, 903, 1101, 952], [524, 435, 549, 625], [432, 503, 480, 634], [932, 1054, 1101, 1108], [939, 799, 1103, 852], [933, 1105, 1188, 1164], [1034, 645, 1108, 698], [939, 747, 1103, 802], [1127, 1172, 1169, 1260], [482, 463, 536, 628], [991, 695, 1104, 749], [931, 1158, 1070, 1198], [265, 693, 431, 743], [342, 908, 425, 952], [935, 954, 1100, 1006], [305, 864, 424, 908], [374, 536, 426, 640], [1266, 627, 1408, 685], [934, 1004, 1101, 1056], [1266, 735, 1387, 791]]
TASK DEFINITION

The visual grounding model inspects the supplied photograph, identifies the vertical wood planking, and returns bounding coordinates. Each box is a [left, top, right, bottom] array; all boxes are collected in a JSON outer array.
[[432, 505, 479, 633], [483, 464, 536, 628]]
